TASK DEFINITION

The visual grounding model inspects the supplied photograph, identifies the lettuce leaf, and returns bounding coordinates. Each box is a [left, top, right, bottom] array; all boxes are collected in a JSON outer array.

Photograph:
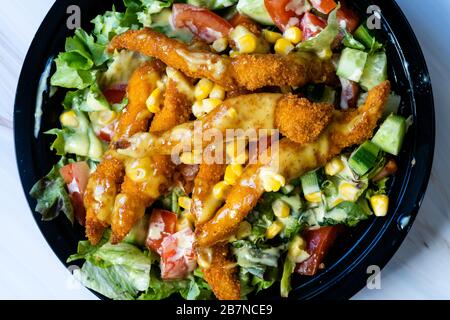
[[187, 0, 238, 10], [297, 5, 340, 58], [50, 56, 97, 89], [29, 157, 74, 223]]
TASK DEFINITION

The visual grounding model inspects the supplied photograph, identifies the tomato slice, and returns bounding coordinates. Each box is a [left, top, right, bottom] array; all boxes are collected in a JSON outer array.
[[102, 84, 127, 105], [309, 0, 337, 15], [301, 12, 327, 40], [146, 209, 178, 254], [59, 162, 90, 226], [265, 0, 312, 31], [336, 6, 360, 33], [97, 121, 117, 143], [160, 228, 197, 280], [172, 3, 233, 43], [296, 225, 342, 276], [228, 13, 260, 33]]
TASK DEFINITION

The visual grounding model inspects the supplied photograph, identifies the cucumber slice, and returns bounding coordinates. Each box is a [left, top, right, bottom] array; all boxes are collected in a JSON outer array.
[[372, 114, 407, 155], [348, 141, 380, 176], [301, 170, 321, 196], [360, 52, 388, 91], [336, 48, 368, 82]]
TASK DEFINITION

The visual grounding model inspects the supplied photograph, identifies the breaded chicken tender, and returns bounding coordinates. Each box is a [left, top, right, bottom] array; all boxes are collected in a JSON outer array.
[[195, 81, 391, 248], [275, 94, 334, 144], [84, 61, 164, 245], [108, 28, 337, 91]]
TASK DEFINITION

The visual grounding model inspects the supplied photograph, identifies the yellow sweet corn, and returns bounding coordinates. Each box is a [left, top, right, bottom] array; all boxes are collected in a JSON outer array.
[[370, 194, 389, 217], [146, 87, 162, 113], [288, 235, 310, 263], [60, 110, 79, 128], [266, 220, 284, 239], [274, 38, 294, 55], [305, 191, 322, 203], [237, 33, 258, 53], [126, 158, 153, 183], [259, 168, 286, 192], [226, 139, 248, 165], [178, 196, 192, 211], [283, 26, 303, 44], [272, 199, 291, 218], [263, 29, 282, 43], [339, 182, 360, 202], [180, 152, 201, 165], [325, 157, 345, 176], [212, 37, 228, 52], [209, 84, 226, 100], [224, 164, 244, 185], [97, 110, 117, 126], [212, 181, 231, 200], [194, 78, 214, 101]]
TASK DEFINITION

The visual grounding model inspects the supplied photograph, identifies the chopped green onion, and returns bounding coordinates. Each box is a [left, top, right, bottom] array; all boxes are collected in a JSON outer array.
[[300, 170, 321, 196], [348, 141, 380, 176], [372, 114, 407, 156], [354, 24, 383, 52]]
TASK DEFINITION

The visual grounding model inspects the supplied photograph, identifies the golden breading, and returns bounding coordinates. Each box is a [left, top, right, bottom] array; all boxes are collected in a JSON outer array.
[[108, 28, 337, 91], [110, 77, 194, 243], [84, 61, 164, 244], [201, 244, 241, 300], [275, 94, 334, 144], [195, 81, 391, 248]]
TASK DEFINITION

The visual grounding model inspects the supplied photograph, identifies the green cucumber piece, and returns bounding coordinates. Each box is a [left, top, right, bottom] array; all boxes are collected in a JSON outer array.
[[336, 48, 368, 82], [348, 141, 380, 176], [301, 170, 321, 196], [372, 114, 407, 155], [360, 52, 388, 91]]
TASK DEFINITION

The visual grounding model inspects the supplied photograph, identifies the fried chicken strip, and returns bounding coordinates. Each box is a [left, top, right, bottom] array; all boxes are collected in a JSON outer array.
[[84, 61, 164, 244], [116, 93, 333, 158], [110, 76, 194, 243], [108, 28, 337, 91], [195, 81, 391, 248]]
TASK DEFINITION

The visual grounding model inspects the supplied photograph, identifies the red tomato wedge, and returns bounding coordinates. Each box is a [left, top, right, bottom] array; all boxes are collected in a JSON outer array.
[[229, 13, 260, 33], [337, 6, 360, 33], [265, 0, 311, 31], [160, 228, 197, 280], [172, 3, 233, 43], [301, 12, 327, 40], [309, 0, 337, 15], [296, 225, 342, 276], [97, 121, 117, 143], [59, 162, 90, 226], [146, 209, 178, 254], [102, 84, 127, 105]]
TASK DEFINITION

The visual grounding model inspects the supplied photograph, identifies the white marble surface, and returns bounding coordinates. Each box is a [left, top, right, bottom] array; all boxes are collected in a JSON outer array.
[[0, 0, 448, 300]]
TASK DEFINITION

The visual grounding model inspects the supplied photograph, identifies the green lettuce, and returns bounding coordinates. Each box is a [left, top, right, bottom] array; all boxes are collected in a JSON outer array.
[[187, 0, 238, 10], [297, 5, 340, 58], [29, 157, 74, 223]]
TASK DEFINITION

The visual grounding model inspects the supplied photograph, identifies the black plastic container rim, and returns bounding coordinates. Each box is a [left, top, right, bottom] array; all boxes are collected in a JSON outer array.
[[14, 0, 435, 300]]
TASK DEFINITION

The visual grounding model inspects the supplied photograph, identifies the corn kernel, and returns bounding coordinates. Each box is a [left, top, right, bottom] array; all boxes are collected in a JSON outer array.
[[146, 87, 162, 113], [227, 107, 238, 118], [339, 182, 360, 202], [178, 196, 192, 211], [237, 34, 258, 53], [325, 157, 345, 176], [194, 78, 214, 101], [274, 38, 294, 55], [229, 50, 240, 58], [224, 164, 243, 185], [266, 220, 284, 239], [97, 110, 117, 126], [259, 168, 286, 192], [288, 235, 310, 263], [370, 194, 389, 217], [180, 152, 201, 165], [236, 221, 252, 239], [209, 84, 226, 100], [262, 29, 282, 43], [304, 191, 322, 203], [283, 26, 303, 44], [226, 139, 248, 164], [126, 158, 152, 183], [212, 37, 228, 52], [212, 181, 231, 200], [318, 48, 333, 60], [203, 98, 222, 111], [60, 110, 79, 128], [272, 199, 291, 218]]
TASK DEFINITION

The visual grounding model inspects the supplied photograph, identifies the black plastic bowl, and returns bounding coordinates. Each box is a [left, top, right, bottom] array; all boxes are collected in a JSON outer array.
[[14, 0, 434, 300]]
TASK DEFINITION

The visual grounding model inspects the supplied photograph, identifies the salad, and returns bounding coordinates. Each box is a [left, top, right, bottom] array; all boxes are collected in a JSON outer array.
[[30, 0, 408, 300]]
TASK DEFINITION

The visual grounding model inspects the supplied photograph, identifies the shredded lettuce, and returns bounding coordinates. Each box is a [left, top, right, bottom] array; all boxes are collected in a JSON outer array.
[[29, 158, 74, 223], [188, 0, 238, 10], [297, 5, 340, 58], [237, 0, 274, 25]]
